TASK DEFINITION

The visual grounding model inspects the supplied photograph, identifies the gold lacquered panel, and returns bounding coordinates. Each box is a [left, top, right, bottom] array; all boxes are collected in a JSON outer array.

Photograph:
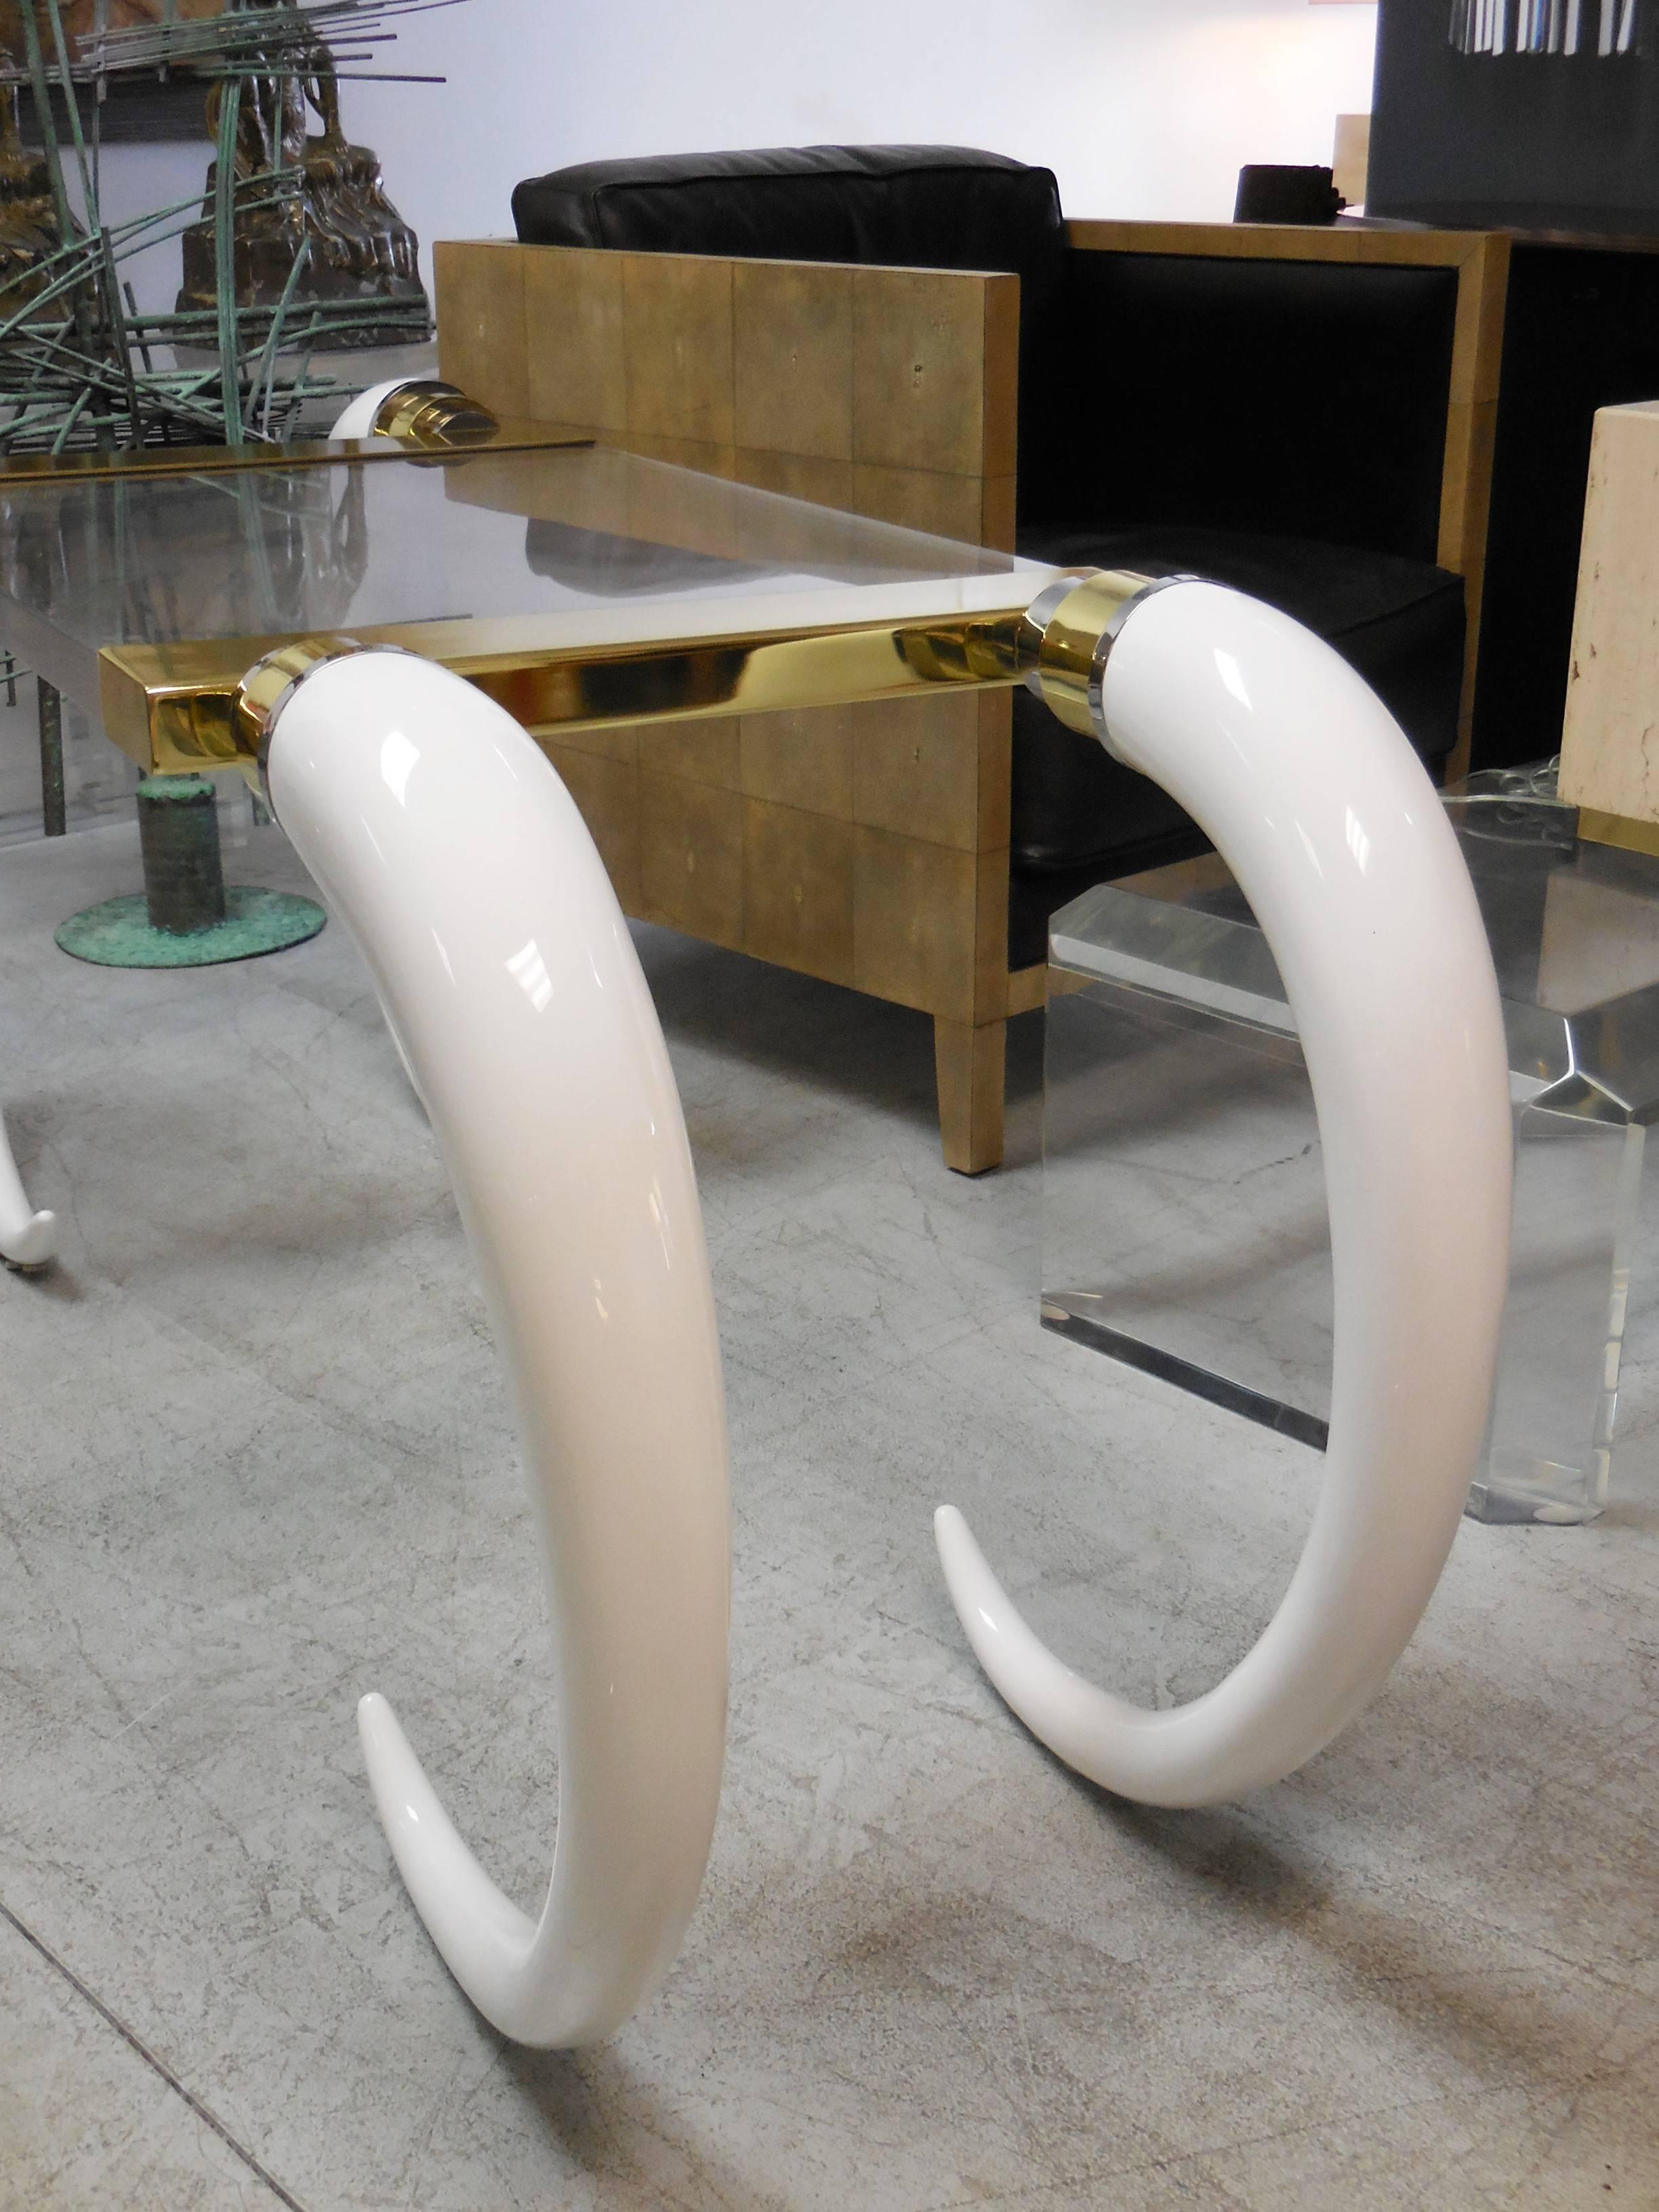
[[524, 249, 628, 432], [734, 262, 855, 463], [740, 703, 855, 818], [647, 716, 743, 792], [742, 798, 856, 987], [433, 240, 532, 420], [853, 692, 985, 852], [638, 771, 745, 948], [853, 823, 984, 1024]]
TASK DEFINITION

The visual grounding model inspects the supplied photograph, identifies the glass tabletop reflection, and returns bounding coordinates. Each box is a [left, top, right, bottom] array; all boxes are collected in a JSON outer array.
[[0, 444, 1048, 720]]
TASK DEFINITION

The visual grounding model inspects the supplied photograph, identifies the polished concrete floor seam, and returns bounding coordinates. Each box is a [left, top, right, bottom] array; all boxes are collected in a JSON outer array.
[[0, 1898, 308, 2211]]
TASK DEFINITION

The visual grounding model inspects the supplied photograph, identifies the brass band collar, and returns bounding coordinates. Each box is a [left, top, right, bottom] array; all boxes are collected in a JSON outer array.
[[237, 638, 421, 807], [372, 380, 501, 451], [1020, 570, 1196, 743]]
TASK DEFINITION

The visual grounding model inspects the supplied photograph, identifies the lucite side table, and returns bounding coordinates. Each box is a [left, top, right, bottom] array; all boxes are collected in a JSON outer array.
[[1044, 765, 1658, 1526]]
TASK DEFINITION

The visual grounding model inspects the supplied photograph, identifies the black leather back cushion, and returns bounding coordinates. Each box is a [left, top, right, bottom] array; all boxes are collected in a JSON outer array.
[[512, 144, 1065, 294], [1044, 253, 1458, 558], [512, 144, 1070, 517]]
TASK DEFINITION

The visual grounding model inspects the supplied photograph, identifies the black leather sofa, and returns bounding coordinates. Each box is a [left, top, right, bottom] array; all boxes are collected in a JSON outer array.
[[514, 146, 1467, 967]]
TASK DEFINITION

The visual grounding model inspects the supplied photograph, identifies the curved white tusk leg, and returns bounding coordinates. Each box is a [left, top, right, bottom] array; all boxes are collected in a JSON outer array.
[[939, 581, 1513, 1808], [0, 1111, 55, 1271], [261, 650, 729, 2046]]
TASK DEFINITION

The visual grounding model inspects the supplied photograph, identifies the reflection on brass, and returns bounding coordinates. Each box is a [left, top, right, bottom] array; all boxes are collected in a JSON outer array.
[[1022, 571, 1155, 737], [373, 380, 499, 451], [100, 596, 1053, 779], [0, 421, 584, 487], [1576, 806, 1659, 859]]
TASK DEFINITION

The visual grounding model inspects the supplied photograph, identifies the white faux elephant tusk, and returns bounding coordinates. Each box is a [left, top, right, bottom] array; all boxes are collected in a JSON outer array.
[[0, 1113, 55, 1271], [939, 581, 1513, 1809], [261, 649, 730, 2047]]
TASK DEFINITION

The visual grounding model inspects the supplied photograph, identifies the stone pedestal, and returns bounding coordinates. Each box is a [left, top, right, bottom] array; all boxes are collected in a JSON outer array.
[[1561, 397, 1659, 850]]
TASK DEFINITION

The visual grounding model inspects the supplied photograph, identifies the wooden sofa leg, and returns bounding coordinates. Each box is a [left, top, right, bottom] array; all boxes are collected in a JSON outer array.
[[934, 1016, 1006, 1176]]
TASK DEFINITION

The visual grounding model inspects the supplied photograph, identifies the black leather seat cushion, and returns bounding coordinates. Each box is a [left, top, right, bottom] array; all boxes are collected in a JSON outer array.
[[512, 145, 1071, 522], [1005, 527, 1467, 967]]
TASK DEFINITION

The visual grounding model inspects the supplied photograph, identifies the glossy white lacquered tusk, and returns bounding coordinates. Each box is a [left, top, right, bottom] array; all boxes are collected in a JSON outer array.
[[0, 1113, 55, 1270], [262, 651, 730, 2046], [939, 580, 1513, 1808]]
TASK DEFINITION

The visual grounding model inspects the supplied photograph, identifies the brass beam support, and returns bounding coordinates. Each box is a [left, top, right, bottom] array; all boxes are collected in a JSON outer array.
[[99, 598, 1069, 780], [98, 561, 1162, 785]]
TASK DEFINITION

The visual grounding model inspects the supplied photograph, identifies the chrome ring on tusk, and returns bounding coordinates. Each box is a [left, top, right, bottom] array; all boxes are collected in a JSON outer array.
[[937, 572, 1515, 1808], [255, 645, 731, 2046]]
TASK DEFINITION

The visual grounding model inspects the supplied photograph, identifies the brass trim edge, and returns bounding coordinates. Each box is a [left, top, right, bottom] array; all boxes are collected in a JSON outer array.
[[1574, 806, 1659, 859]]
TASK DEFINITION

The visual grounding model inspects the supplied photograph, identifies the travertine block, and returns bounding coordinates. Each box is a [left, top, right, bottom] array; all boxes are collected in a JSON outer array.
[[1562, 401, 1659, 829]]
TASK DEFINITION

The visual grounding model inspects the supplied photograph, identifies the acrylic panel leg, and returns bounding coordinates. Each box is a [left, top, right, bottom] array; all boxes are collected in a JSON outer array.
[[1474, 1107, 1643, 1524], [1042, 969, 1332, 1441]]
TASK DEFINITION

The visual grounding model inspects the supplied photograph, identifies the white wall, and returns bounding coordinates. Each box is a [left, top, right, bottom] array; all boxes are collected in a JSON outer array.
[[99, 0, 1380, 309], [351, 0, 1378, 279]]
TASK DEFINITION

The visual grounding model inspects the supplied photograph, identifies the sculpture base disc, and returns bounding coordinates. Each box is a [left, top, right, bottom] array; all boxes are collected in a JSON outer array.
[[55, 888, 326, 969]]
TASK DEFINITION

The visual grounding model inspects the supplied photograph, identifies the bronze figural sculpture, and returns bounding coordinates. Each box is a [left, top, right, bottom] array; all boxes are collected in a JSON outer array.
[[0, 83, 58, 310], [177, 32, 428, 348]]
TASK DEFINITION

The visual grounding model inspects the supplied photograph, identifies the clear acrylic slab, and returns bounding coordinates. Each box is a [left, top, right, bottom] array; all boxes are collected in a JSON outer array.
[[0, 442, 1042, 719], [1044, 769, 1659, 1525]]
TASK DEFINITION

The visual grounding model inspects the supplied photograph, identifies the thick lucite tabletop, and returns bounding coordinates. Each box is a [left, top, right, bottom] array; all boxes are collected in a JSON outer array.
[[0, 443, 1050, 725]]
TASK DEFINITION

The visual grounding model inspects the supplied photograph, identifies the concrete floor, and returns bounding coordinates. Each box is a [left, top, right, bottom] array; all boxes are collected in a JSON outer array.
[[1, 813, 1658, 2211]]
